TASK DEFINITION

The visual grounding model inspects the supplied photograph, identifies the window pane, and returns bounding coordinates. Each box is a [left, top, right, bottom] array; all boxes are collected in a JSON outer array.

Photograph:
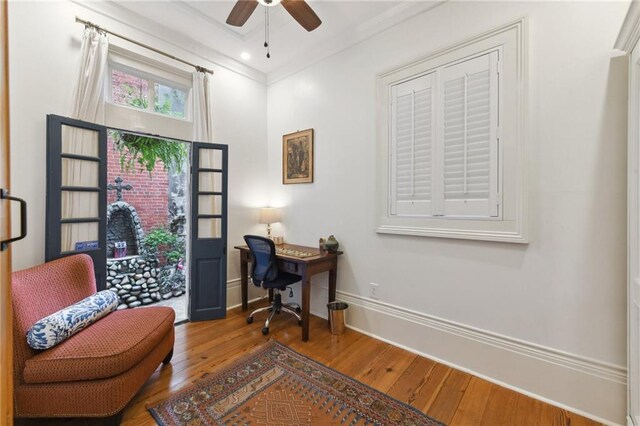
[[198, 172, 221, 192], [61, 125, 99, 157], [199, 148, 222, 169], [61, 191, 98, 219], [111, 69, 149, 110], [198, 195, 222, 215], [62, 158, 99, 188], [198, 218, 221, 239], [154, 82, 186, 118], [61, 222, 99, 252]]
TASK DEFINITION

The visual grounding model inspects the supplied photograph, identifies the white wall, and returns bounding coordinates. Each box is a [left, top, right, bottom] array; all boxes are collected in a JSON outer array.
[[7, 0, 269, 302], [6, 0, 632, 422], [267, 1, 629, 423]]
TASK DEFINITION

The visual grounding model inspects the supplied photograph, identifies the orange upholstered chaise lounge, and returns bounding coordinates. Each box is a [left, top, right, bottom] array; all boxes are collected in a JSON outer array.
[[11, 254, 175, 423]]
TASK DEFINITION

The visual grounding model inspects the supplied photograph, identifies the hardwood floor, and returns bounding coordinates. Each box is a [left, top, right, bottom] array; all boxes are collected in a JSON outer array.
[[117, 300, 600, 426]]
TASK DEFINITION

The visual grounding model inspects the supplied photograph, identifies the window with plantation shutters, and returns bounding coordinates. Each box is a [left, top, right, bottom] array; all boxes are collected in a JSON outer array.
[[440, 51, 499, 217], [378, 20, 526, 243], [389, 51, 499, 219], [390, 73, 435, 216]]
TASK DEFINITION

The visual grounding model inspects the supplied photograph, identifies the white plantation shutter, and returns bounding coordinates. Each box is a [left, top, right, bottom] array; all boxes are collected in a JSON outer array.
[[390, 73, 435, 216], [440, 51, 499, 217]]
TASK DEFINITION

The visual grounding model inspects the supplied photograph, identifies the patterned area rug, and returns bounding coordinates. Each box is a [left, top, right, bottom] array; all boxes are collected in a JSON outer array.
[[149, 341, 444, 426]]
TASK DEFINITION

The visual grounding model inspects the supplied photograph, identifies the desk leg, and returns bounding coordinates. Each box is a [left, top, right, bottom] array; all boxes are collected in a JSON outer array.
[[328, 265, 337, 329], [241, 257, 248, 311], [302, 277, 311, 341], [328, 266, 337, 303]]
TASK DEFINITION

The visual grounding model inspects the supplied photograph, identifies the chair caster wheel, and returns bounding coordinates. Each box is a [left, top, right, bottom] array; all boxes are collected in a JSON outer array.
[[298, 320, 303, 326], [262, 327, 269, 335], [247, 316, 253, 324], [295, 307, 302, 313]]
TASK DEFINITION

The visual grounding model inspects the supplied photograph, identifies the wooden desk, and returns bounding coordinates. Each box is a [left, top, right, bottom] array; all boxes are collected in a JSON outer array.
[[234, 243, 342, 341]]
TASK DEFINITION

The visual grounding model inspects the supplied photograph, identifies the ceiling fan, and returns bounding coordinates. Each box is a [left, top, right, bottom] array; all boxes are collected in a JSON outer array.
[[226, 0, 322, 32]]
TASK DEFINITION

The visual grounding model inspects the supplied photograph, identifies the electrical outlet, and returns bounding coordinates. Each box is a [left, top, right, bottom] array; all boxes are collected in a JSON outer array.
[[369, 283, 379, 300]]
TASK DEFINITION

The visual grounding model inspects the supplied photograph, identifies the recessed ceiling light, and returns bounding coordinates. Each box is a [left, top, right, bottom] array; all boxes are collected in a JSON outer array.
[[241, 52, 251, 61]]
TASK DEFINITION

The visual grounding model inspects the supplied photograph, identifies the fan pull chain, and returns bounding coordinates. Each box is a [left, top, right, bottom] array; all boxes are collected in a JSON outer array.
[[264, 7, 271, 58]]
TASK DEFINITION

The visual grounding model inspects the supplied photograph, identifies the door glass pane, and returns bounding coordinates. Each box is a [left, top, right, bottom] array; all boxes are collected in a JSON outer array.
[[198, 171, 221, 192], [61, 222, 99, 252], [61, 191, 98, 219], [199, 149, 223, 169], [198, 218, 221, 239], [61, 125, 99, 157], [62, 158, 99, 187], [198, 195, 222, 215]]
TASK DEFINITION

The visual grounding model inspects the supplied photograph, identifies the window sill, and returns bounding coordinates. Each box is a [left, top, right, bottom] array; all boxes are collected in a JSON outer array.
[[376, 224, 528, 244], [106, 101, 192, 124]]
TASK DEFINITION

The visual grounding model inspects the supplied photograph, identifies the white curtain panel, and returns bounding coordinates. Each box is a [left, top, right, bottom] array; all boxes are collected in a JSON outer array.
[[62, 28, 108, 252], [193, 71, 212, 142], [71, 28, 109, 122], [192, 71, 219, 238]]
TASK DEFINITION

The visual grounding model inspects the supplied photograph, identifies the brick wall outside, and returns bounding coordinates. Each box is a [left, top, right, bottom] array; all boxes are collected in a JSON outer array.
[[107, 136, 169, 233], [111, 69, 148, 107]]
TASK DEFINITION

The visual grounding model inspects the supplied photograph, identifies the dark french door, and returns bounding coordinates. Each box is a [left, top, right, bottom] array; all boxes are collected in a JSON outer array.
[[46, 115, 229, 320], [46, 115, 108, 289], [189, 143, 228, 321]]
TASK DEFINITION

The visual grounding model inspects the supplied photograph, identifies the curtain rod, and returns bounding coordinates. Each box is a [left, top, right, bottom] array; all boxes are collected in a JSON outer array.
[[75, 17, 214, 75]]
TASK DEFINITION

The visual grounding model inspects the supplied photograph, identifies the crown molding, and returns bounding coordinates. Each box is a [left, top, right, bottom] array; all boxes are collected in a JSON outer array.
[[172, 0, 290, 43], [171, 0, 248, 42], [266, 0, 447, 85], [70, 0, 267, 84], [615, 0, 640, 53]]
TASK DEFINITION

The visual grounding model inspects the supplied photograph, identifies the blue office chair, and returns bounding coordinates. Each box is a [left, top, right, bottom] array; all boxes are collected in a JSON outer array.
[[244, 235, 302, 335]]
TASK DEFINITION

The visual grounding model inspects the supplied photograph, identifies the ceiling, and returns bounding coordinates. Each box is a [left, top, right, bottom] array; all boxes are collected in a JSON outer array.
[[109, 0, 444, 80]]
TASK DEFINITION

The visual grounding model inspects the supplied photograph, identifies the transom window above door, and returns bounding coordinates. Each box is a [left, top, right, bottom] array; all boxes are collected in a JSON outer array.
[[106, 47, 194, 141], [109, 67, 189, 119]]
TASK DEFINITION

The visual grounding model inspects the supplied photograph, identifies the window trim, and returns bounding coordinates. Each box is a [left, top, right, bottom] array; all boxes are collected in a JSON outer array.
[[376, 18, 527, 243]]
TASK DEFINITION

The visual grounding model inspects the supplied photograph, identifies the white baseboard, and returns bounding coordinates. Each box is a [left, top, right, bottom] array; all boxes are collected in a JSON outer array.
[[226, 277, 266, 310], [334, 290, 627, 425]]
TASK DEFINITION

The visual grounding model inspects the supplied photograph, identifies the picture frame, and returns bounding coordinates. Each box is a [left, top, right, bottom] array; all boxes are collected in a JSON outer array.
[[282, 128, 314, 184]]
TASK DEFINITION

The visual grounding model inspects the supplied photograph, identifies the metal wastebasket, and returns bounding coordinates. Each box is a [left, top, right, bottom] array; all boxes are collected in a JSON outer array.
[[327, 301, 348, 335]]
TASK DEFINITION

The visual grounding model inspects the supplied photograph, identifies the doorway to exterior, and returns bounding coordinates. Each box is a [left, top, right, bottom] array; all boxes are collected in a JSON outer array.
[[45, 115, 229, 324], [105, 130, 191, 322]]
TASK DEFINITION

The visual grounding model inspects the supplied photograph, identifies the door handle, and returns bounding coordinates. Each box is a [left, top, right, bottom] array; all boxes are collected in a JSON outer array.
[[1, 189, 27, 251]]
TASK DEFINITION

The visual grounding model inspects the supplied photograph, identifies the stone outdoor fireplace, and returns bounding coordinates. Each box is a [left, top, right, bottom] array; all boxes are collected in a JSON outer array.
[[106, 201, 144, 258]]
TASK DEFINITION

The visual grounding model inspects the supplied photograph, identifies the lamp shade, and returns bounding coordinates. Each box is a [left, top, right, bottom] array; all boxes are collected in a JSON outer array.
[[258, 207, 281, 224]]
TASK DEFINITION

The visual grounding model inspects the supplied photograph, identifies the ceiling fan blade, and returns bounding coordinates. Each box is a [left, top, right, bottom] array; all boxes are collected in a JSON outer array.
[[281, 0, 322, 32], [226, 0, 259, 27]]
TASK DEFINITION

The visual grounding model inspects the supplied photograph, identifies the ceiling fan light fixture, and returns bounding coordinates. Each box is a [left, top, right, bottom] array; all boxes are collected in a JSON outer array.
[[257, 0, 282, 7]]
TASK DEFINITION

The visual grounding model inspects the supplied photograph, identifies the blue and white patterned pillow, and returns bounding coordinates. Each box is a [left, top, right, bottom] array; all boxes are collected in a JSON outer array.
[[26, 290, 119, 350]]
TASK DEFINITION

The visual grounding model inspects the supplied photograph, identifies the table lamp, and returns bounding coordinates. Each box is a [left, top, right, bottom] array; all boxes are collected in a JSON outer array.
[[259, 207, 281, 239]]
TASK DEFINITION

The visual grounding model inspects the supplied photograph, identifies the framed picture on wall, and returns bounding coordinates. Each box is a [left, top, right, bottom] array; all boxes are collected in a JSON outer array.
[[282, 128, 314, 184]]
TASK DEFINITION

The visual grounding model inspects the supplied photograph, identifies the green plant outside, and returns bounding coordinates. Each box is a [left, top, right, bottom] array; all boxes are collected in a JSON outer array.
[[111, 81, 188, 175], [111, 131, 188, 175], [141, 228, 185, 266]]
